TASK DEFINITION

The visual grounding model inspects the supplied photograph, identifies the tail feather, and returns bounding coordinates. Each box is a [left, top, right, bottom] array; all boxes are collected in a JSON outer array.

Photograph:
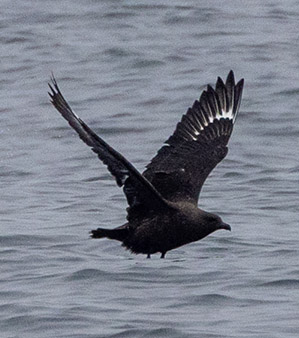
[[90, 227, 128, 242]]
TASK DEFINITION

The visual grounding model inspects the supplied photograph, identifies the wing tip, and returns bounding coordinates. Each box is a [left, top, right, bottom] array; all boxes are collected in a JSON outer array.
[[237, 77, 245, 89], [214, 70, 244, 122], [48, 73, 60, 104], [170, 71, 244, 143], [226, 70, 235, 86], [47, 74, 79, 122]]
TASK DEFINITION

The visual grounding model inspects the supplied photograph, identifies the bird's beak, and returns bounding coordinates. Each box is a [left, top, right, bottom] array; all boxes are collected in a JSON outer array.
[[221, 222, 231, 231]]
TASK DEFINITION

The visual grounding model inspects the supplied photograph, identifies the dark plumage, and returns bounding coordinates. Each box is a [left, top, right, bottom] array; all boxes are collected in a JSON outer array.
[[48, 71, 244, 258]]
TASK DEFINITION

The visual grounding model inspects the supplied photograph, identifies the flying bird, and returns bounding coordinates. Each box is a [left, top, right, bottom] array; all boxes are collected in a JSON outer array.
[[49, 71, 244, 258]]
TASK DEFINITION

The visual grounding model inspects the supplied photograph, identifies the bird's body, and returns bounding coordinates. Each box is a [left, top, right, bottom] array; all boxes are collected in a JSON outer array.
[[93, 202, 227, 257], [49, 71, 244, 258]]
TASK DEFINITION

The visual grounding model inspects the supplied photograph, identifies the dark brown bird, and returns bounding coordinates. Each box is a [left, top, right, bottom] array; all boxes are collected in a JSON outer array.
[[49, 71, 244, 258]]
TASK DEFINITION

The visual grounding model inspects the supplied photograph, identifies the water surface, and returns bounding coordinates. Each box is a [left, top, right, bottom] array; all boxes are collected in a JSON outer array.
[[1, 1, 299, 337]]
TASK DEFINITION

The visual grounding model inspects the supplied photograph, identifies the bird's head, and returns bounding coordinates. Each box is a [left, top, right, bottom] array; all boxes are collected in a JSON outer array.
[[203, 213, 231, 232]]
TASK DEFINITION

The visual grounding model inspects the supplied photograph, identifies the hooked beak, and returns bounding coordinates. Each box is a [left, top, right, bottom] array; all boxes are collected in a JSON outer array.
[[221, 222, 231, 231]]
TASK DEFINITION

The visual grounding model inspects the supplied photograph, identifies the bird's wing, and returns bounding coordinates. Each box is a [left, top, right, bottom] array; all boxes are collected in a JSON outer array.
[[143, 71, 244, 205], [48, 77, 170, 221]]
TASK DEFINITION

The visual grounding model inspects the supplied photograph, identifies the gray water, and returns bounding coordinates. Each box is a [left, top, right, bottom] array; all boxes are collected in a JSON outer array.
[[1, 0, 299, 337]]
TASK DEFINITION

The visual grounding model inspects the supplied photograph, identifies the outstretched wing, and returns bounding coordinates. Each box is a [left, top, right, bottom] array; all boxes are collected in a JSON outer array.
[[48, 77, 170, 220], [143, 71, 244, 205]]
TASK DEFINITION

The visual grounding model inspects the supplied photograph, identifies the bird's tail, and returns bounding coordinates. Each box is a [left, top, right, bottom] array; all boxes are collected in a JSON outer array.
[[90, 226, 129, 242]]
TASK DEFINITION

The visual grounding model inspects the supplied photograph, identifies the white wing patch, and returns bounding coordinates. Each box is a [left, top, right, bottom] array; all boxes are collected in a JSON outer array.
[[167, 71, 244, 145], [220, 108, 234, 121], [188, 104, 235, 142]]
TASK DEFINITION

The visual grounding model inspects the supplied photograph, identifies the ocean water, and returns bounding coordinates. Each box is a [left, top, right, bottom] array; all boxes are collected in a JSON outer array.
[[1, 0, 299, 337]]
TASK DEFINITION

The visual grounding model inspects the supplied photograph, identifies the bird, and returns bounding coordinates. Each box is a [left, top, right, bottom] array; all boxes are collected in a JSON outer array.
[[48, 70, 244, 259]]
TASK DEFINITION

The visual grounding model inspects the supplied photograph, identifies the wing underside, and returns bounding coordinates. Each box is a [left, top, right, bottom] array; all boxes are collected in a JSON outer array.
[[143, 71, 244, 204]]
